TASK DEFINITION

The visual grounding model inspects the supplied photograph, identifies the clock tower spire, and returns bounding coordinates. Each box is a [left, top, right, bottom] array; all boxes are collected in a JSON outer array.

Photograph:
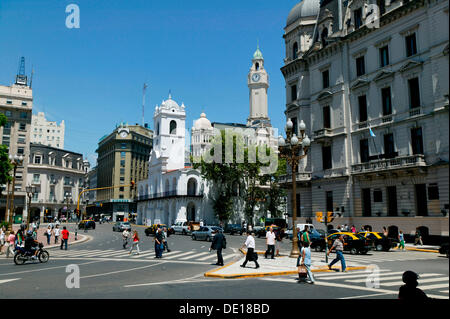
[[247, 44, 270, 127]]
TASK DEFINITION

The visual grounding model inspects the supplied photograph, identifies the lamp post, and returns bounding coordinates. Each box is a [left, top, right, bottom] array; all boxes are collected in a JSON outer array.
[[25, 185, 36, 229], [278, 119, 310, 258], [7, 154, 24, 231], [64, 192, 72, 222]]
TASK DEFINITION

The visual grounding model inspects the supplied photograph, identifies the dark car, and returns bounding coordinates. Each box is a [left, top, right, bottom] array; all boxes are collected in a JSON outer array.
[[256, 226, 280, 238], [311, 232, 370, 254], [439, 242, 449, 258], [358, 231, 396, 251], [78, 220, 96, 230], [224, 224, 244, 235], [144, 224, 174, 236]]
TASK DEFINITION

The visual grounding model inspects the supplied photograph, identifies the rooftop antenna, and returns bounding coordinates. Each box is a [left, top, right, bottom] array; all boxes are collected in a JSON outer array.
[[30, 65, 34, 88], [168, 89, 172, 99], [15, 56, 27, 86], [142, 83, 148, 127]]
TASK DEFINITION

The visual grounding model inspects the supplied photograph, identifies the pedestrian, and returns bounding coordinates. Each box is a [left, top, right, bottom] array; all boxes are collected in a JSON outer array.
[[60, 226, 69, 250], [45, 225, 52, 245], [296, 227, 302, 250], [154, 228, 163, 258], [414, 228, 423, 246], [328, 234, 346, 272], [129, 230, 140, 255], [162, 227, 171, 252], [122, 229, 130, 249], [6, 230, 15, 258], [0, 226, 5, 255], [398, 230, 406, 251], [210, 229, 226, 266], [359, 226, 365, 232], [301, 225, 311, 247], [398, 271, 429, 300], [298, 242, 315, 284], [240, 231, 259, 269], [382, 226, 388, 237], [54, 225, 61, 244], [351, 225, 356, 233], [265, 227, 276, 259], [15, 227, 24, 246], [344, 224, 349, 232]]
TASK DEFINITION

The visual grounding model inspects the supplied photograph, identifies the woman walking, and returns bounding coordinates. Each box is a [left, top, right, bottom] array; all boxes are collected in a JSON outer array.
[[6, 231, 15, 258], [398, 230, 406, 251], [0, 226, 5, 255], [129, 230, 140, 255], [45, 226, 52, 245], [298, 242, 315, 284]]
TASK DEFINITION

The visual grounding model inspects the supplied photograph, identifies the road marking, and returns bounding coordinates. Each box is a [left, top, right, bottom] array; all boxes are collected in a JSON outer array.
[[339, 292, 394, 299], [381, 277, 449, 287], [344, 273, 440, 283], [313, 269, 391, 277], [80, 262, 166, 279], [163, 251, 197, 260], [0, 260, 105, 276], [131, 251, 154, 258], [420, 283, 450, 290], [0, 278, 20, 284], [180, 251, 209, 260]]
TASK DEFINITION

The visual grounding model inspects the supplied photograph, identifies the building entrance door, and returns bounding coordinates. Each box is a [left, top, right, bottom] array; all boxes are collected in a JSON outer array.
[[415, 184, 428, 216], [387, 186, 398, 216], [362, 188, 372, 217]]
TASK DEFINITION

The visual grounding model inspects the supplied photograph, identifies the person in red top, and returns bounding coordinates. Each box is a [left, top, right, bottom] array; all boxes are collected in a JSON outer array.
[[60, 226, 70, 250]]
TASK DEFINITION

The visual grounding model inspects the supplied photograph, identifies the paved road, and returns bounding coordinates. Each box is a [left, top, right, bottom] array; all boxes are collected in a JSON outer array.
[[0, 223, 448, 299]]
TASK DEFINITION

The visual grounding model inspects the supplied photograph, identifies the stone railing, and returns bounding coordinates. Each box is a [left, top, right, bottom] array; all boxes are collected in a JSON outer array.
[[352, 154, 426, 174], [278, 172, 312, 183], [137, 190, 203, 201]]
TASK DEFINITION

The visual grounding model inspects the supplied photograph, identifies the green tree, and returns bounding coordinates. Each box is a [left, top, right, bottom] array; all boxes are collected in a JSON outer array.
[[0, 113, 12, 186]]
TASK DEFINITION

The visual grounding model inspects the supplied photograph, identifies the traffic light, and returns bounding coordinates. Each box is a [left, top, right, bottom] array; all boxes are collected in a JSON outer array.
[[326, 212, 334, 223], [315, 212, 324, 223], [315, 211, 335, 223]]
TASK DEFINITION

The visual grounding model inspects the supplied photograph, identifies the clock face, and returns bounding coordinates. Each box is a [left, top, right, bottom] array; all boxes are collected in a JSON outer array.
[[120, 131, 128, 138], [252, 73, 260, 82]]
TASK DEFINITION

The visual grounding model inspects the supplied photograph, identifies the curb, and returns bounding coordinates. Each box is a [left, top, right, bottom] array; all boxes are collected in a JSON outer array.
[[44, 233, 92, 250], [405, 247, 439, 253]]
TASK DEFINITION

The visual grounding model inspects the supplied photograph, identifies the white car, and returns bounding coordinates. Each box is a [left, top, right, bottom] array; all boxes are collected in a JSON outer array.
[[172, 221, 190, 235]]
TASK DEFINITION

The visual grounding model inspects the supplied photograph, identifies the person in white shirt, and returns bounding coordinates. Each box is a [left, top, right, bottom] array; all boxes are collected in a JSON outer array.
[[265, 227, 276, 259], [0, 226, 5, 255], [240, 232, 259, 269], [122, 229, 130, 249], [54, 225, 61, 244]]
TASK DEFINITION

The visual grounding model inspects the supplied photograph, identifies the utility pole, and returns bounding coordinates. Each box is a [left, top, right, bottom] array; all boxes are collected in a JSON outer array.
[[142, 83, 148, 127]]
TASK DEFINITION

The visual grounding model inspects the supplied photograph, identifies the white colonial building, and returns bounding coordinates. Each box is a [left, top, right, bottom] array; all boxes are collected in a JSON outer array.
[[31, 112, 65, 149], [281, 0, 449, 239]]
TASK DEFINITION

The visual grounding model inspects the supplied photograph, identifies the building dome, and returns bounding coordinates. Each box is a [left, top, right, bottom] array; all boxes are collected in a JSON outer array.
[[194, 113, 212, 130], [286, 0, 320, 26], [253, 46, 264, 60], [161, 94, 180, 109]]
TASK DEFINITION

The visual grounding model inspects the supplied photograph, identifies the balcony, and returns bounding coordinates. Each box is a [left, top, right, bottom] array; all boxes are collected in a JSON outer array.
[[279, 172, 312, 184], [31, 179, 40, 186], [351, 154, 426, 174], [313, 128, 332, 143], [137, 190, 204, 201], [409, 107, 421, 117]]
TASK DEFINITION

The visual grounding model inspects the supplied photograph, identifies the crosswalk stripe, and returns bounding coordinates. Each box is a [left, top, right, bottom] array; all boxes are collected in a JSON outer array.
[[381, 277, 449, 287], [162, 251, 197, 260], [345, 273, 440, 283], [316, 270, 400, 281], [420, 284, 449, 291], [197, 253, 219, 261], [131, 251, 154, 258], [180, 251, 210, 260], [314, 269, 391, 278]]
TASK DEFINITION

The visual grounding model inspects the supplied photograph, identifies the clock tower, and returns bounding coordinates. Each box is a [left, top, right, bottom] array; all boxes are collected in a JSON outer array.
[[247, 45, 270, 127]]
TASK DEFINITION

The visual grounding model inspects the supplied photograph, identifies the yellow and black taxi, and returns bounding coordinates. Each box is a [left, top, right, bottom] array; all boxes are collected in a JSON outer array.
[[144, 224, 174, 236], [311, 232, 370, 255], [78, 219, 96, 230], [358, 231, 396, 251]]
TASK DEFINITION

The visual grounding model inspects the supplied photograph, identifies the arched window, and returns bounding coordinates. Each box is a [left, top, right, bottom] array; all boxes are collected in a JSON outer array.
[[321, 28, 328, 47], [170, 120, 177, 135], [187, 178, 197, 196], [293, 42, 298, 59], [255, 62, 260, 70]]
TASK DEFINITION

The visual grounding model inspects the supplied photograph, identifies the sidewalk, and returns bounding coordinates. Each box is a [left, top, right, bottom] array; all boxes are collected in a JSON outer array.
[[204, 249, 368, 279], [0, 223, 90, 255], [403, 243, 440, 253]]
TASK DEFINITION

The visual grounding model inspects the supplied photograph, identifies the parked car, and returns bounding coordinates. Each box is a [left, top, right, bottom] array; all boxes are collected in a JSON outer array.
[[78, 220, 96, 230], [145, 224, 174, 236], [358, 231, 396, 251], [224, 224, 244, 235], [256, 225, 280, 238], [311, 232, 370, 254], [172, 221, 190, 235], [112, 222, 131, 232], [439, 242, 449, 258], [191, 226, 223, 242]]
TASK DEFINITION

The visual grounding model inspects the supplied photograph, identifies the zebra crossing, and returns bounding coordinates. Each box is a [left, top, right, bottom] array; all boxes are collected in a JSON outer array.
[[311, 250, 441, 265], [47, 248, 236, 264]]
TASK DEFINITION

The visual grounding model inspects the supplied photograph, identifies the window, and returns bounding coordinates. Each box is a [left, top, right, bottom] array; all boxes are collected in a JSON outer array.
[[5, 111, 12, 117], [326, 191, 333, 213], [374, 189, 383, 202], [121, 143, 127, 149], [322, 70, 330, 89], [321, 28, 328, 47], [34, 156, 41, 164], [428, 184, 439, 200], [170, 120, 177, 135], [356, 56, 365, 76], [293, 42, 298, 59], [20, 112, 27, 119], [381, 87, 392, 116], [354, 8, 363, 29], [64, 177, 70, 185], [411, 127, 423, 155], [322, 145, 332, 170], [120, 177, 125, 184], [380, 46, 389, 67], [33, 174, 40, 183], [360, 139, 369, 163], [384, 133, 395, 159], [17, 147, 24, 155], [291, 84, 297, 102], [408, 77, 421, 109], [120, 168, 125, 175], [323, 106, 331, 129], [19, 123, 26, 130], [6, 100, 12, 104], [358, 95, 368, 122], [17, 135, 26, 144], [405, 33, 417, 57], [121, 152, 126, 158], [377, 0, 386, 15]]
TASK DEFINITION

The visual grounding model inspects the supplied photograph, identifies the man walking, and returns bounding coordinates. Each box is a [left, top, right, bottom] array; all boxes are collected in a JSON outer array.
[[328, 234, 346, 272], [122, 229, 130, 249], [414, 228, 423, 246], [154, 228, 163, 258], [162, 227, 171, 252], [210, 229, 226, 266], [240, 231, 259, 269], [60, 226, 69, 250], [265, 227, 276, 259]]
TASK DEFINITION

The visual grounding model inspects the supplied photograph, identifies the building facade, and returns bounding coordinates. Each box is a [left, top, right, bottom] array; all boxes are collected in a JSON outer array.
[[95, 124, 153, 221], [0, 62, 33, 223], [27, 143, 89, 222], [30, 112, 65, 149], [281, 0, 449, 238]]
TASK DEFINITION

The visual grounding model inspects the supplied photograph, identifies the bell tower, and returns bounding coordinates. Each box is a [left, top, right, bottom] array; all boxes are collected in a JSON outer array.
[[247, 45, 270, 127]]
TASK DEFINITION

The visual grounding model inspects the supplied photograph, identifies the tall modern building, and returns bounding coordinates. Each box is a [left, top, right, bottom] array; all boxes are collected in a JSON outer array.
[[0, 58, 33, 223], [281, 0, 449, 239], [95, 123, 153, 221], [30, 112, 65, 149]]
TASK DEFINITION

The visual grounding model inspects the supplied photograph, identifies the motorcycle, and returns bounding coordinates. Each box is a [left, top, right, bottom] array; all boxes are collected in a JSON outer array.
[[14, 242, 50, 265]]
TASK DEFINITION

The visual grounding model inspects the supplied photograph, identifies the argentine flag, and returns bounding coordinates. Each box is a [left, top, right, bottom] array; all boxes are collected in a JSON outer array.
[[369, 127, 376, 137]]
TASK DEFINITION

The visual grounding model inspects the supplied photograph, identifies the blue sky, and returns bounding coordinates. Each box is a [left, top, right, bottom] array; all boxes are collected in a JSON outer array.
[[0, 0, 298, 165]]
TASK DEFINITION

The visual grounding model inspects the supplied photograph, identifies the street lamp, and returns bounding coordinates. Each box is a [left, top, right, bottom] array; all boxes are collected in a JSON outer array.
[[64, 192, 72, 222], [25, 185, 36, 229], [6, 154, 24, 231], [278, 119, 310, 258]]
